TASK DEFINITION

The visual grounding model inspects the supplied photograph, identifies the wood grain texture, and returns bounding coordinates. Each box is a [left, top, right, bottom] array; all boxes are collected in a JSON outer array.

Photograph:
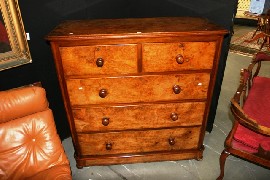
[[77, 127, 200, 155], [60, 44, 137, 76], [46, 17, 227, 166], [142, 42, 216, 72], [46, 17, 227, 40], [75, 150, 203, 166], [66, 73, 210, 105], [73, 102, 205, 132]]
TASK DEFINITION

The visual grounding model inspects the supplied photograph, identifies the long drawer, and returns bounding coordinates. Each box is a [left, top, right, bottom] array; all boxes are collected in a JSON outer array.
[[78, 127, 201, 156], [142, 42, 216, 72], [66, 73, 210, 105], [73, 102, 205, 132]]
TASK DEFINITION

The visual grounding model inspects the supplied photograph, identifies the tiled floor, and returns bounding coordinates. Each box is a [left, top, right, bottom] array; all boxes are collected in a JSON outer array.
[[62, 25, 270, 180]]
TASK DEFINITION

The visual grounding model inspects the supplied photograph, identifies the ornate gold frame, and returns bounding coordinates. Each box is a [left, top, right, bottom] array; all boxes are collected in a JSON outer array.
[[0, 0, 31, 71]]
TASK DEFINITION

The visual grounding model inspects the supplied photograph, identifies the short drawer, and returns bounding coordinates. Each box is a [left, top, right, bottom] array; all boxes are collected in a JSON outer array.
[[66, 73, 210, 105], [142, 42, 216, 72], [59, 44, 138, 76], [78, 127, 201, 156], [73, 102, 206, 132]]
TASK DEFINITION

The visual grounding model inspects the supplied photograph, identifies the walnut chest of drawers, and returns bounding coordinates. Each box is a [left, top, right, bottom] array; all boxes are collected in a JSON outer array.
[[46, 17, 227, 168]]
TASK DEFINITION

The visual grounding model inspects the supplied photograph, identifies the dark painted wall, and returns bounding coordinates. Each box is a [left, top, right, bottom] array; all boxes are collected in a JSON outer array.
[[0, 0, 238, 140]]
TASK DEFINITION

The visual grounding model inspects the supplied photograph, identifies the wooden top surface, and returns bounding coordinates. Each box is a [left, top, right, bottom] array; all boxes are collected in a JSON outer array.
[[46, 17, 227, 41]]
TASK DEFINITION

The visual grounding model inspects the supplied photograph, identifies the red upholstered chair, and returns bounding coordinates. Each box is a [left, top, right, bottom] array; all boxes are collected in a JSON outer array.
[[0, 83, 72, 180], [217, 52, 270, 179]]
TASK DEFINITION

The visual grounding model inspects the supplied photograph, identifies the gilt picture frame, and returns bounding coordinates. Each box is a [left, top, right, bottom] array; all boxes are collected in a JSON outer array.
[[0, 0, 31, 71]]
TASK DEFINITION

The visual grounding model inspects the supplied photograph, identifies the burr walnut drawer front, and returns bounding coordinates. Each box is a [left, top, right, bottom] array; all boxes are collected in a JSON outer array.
[[73, 102, 206, 132], [142, 42, 216, 72], [66, 73, 210, 105], [59, 44, 138, 76], [78, 127, 201, 156]]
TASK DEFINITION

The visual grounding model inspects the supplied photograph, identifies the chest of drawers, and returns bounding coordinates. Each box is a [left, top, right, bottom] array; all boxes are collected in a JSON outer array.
[[46, 17, 227, 168]]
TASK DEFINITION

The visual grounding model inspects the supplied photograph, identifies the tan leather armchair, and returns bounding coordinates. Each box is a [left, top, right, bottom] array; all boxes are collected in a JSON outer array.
[[0, 84, 72, 180]]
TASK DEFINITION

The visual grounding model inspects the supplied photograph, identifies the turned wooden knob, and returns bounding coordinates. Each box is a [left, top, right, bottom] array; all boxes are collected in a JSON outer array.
[[173, 85, 181, 94], [168, 137, 175, 145], [170, 113, 178, 121], [96, 58, 104, 67], [102, 117, 110, 126], [99, 89, 107, 98], [106, 142, 112, 150], [176, 54, 184, 64]]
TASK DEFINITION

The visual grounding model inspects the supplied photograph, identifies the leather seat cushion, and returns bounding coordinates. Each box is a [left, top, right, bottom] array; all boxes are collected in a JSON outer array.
[[0, 109, 70, 179], [233, 76, 270, 152]]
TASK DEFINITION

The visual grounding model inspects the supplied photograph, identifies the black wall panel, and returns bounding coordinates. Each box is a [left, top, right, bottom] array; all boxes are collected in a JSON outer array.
[[0, 0, 238, 140]]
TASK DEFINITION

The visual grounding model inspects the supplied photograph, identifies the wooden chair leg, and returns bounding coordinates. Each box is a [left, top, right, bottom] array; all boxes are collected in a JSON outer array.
[[260, 37, 267, 50], [217, 150, 230, 180]]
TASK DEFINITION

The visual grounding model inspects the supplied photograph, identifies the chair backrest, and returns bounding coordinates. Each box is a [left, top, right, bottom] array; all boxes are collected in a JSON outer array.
[[0, 85, 48, 123], [0, 85, 70, 179]]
